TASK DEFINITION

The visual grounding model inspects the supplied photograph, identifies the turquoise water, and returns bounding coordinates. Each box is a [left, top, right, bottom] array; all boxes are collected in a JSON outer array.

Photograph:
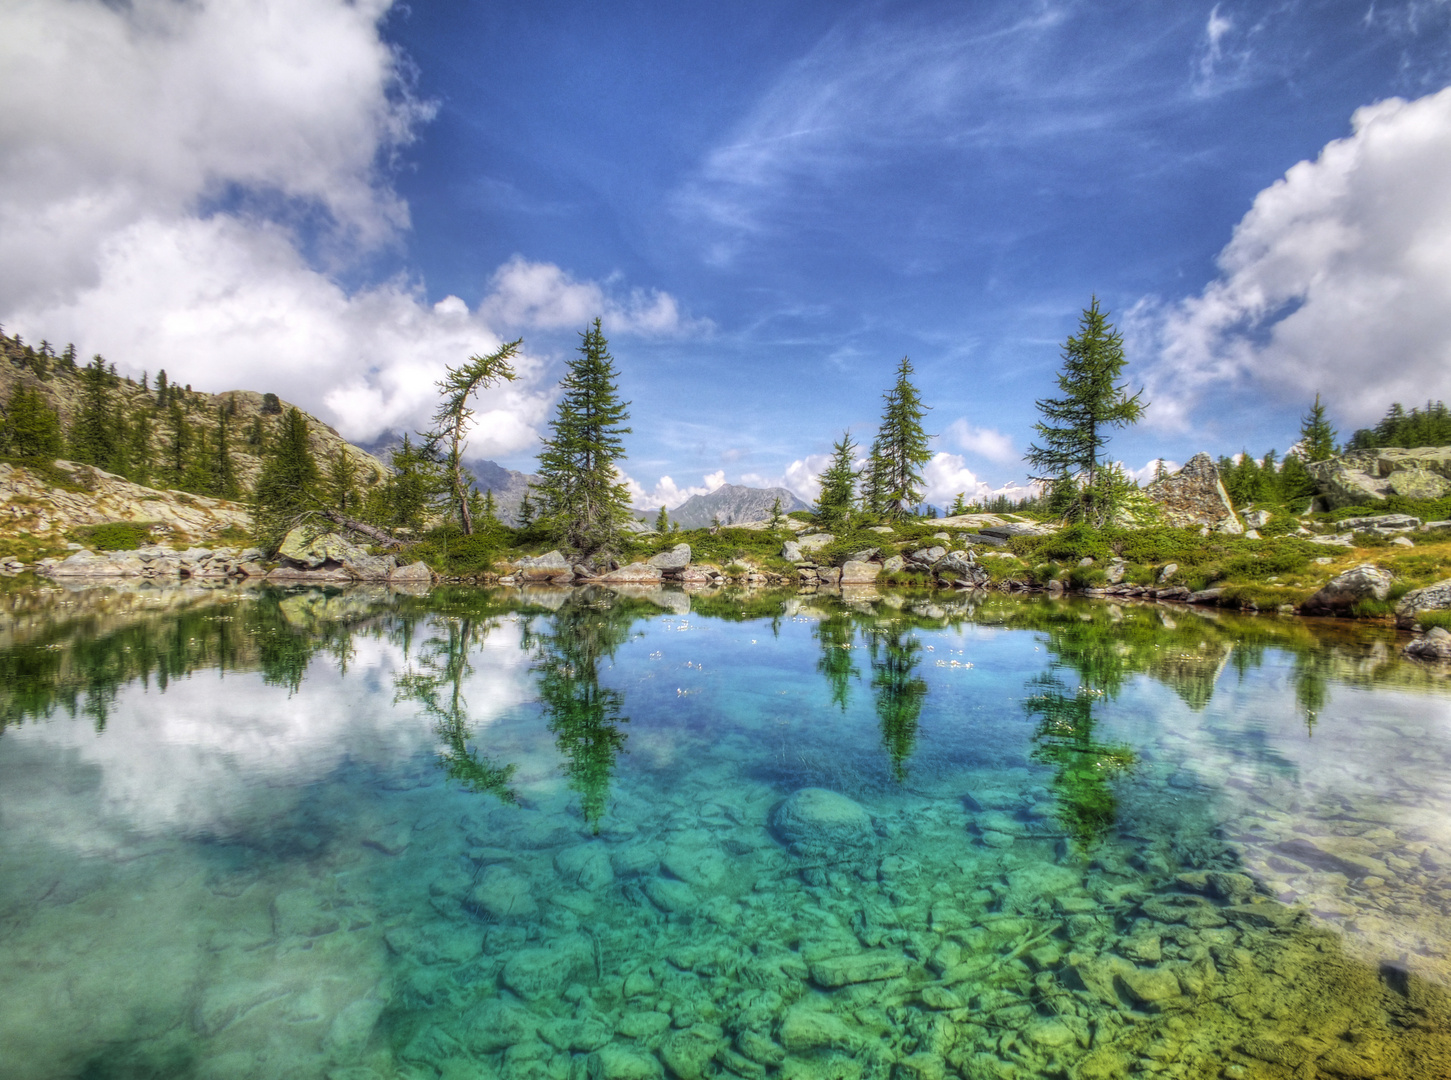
[[2, 583, 1450, 1079]]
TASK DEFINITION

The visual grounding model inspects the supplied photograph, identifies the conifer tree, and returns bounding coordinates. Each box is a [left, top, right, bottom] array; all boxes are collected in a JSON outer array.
[[163, 400, 191, 487], [327, 444, 359, 514], [252, 406, 321, 550], [59, 344, 77, 373], [859, 438, 892, 517], [1, 385, 63, 460], [535, 319, 633, 554], [69, 355, 119, 469], [768, 497, 784, 528], [155, 370, 169, 407], [815, 431, 858, 530], [948, 492, 968, 516], [428, 339, 520, 535], [183, 425, 215, 494], [1025, 298, 1145, 525], [1298, 393, 1338, 462], [655, 505, 668, 532], [213, 406, 240, 498], [127, 407, 154, 485], [518, 491, 535, 528], [380, 434, 442, 532], [874, 358, 932, 519]]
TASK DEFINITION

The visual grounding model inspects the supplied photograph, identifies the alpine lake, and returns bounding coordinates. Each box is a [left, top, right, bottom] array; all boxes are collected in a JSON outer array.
[[3, 581, 1451, 1080]]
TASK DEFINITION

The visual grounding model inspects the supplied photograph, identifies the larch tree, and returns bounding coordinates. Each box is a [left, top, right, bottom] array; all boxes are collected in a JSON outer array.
[[535, 319, 633, 555], [1025, 298, 1145, 525], [815, 430, 858, 531], [429, 339, 520, 535]]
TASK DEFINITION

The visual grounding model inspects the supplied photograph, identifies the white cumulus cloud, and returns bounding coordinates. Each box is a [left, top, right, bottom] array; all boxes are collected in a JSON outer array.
[[620, 469, 728, 511], [943, 419, 1018, 464], [1144, 86, 1451, 429], [0, 0, 699, 455]]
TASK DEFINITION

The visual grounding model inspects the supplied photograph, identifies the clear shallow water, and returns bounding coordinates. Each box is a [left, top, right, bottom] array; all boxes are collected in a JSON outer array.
[[2, 584, 1451, 1080]]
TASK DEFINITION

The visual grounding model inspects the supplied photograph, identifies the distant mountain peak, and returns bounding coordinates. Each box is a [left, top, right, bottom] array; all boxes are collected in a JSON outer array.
[[663, 483, 808, 529]]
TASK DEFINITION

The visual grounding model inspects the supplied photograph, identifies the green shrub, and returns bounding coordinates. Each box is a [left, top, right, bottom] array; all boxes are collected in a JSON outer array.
[[1417, 610, 1451, 631], [1030, 562, 1060, 586], [1067, 565, 1107, 590], [71, 522, 153, 551], [1350, 598, 1396, 619], [413, 528, 499, 576]]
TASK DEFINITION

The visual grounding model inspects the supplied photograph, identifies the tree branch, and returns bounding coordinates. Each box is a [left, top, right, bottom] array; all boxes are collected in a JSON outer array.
[[319, 508, 407, 549]]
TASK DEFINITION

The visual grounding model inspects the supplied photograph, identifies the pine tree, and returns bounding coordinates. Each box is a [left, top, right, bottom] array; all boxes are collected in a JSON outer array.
[[327, 444, 359, 514], [252, 406, 321, 550], [768, 497, 784, 528], [428, 340, 520, 535], [183, 425, 215, 494], [1025, 298, 1145, 525], [518, 491, 535, 528], [874, 358, 932, 520], [126, 407, 154, 485], [69, 355, 120, 469], [859, 438, 892, 518], [1, 385, 63, 460], [163, 400, 191, 487], [213, 406, 240, 498], [155, 369, 169, 408], [380, 433, 442, 532], [815, 430, 858, 530], [535, 319, 633, 554], [655, 505, 668, 532], [948, 492, 967, 516], [1299, 393, 1337, 462]]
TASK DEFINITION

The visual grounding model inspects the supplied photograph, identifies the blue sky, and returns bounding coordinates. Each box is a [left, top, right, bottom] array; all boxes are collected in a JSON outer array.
[[4, 0, 1451, 507]]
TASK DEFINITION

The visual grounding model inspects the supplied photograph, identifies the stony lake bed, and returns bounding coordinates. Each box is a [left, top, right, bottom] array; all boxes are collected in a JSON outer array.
[[1, 582, 1451, 1080]]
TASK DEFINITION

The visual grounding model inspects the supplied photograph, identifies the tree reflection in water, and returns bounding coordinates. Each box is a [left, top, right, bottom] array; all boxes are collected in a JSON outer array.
[[395, 614, 518, 805], [1024, 671, 1136, 847], [529, 590, 652, 831], [869, 625, 928, 783], [814, 609, 859, 712]]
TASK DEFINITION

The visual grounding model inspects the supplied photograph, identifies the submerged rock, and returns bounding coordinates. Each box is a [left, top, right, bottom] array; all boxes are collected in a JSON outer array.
[[501, 934, 594, 1001], [770, 788, 875, 850], [466, 865, 537, 920], [809, 951, 911, 987]]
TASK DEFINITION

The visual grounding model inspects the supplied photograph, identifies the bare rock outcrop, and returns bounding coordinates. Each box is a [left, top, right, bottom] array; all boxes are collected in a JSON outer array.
[[1145, 453, 1243, 534]]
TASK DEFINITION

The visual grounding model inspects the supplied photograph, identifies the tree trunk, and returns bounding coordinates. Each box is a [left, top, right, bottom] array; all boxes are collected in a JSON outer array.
[[319, 508, 406, 549]]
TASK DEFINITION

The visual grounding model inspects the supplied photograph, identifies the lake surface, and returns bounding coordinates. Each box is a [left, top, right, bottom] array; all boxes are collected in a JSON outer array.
[[2, 582, 1451, 1080]]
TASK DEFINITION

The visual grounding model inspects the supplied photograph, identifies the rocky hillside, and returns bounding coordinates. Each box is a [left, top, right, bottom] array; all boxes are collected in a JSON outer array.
[[666, 483, 808, 529], [0, 332, 389, 491], [0, 460, 251, 557]]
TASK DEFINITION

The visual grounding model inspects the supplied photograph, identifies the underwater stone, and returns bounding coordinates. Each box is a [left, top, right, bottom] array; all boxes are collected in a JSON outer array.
[[612, 845, 662, 877], [736, 1030, 786, 1066], [588, 1046, 664, 1080], [778, 1005, 856, 1052], [645, 877, 698, 912], [1117, 966, 1181, 1009], [556, 845, 616, 892], [465, 999, 541, 1053], [979, 831, 1015, 849], [1023, 1019, 1076, 1049], [323, 997, 385, 1057], [770, 788, 875, 849], [661, 846, 727, 889], [893, 1052, 947, 1080], [271, 889, 339, 938], [467, 865, 538, 920], [810, 951, 911, 987], [361, 821, 412, 856], [660, 1027, 725, 1079], [540, 1018, 612, 1053], [501, 935, 594, 1002], [618, 1011, 672, 1038], [1119, 933, 1162, 964]]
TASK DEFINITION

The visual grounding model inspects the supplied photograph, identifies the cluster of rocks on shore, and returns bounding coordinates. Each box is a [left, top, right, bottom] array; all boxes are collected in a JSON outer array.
[[29, 527, 432, 585]]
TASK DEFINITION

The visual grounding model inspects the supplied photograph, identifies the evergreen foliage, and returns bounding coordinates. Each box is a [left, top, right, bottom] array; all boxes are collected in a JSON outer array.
[[0, 385, 63, 460], [1348, 400, 1451, 449], [815, 430, 859, 530], [873, 358, 932, 519], [252, 406, 321, 551], [1026, 298, 1145, 525], [68, 355, 120, 469], [1298, 393, 1337, 462], [327, 444, 360, 515], [655, 505, 668, 532], [428, 340, 520, 535], [535, 319, 633, 555]]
